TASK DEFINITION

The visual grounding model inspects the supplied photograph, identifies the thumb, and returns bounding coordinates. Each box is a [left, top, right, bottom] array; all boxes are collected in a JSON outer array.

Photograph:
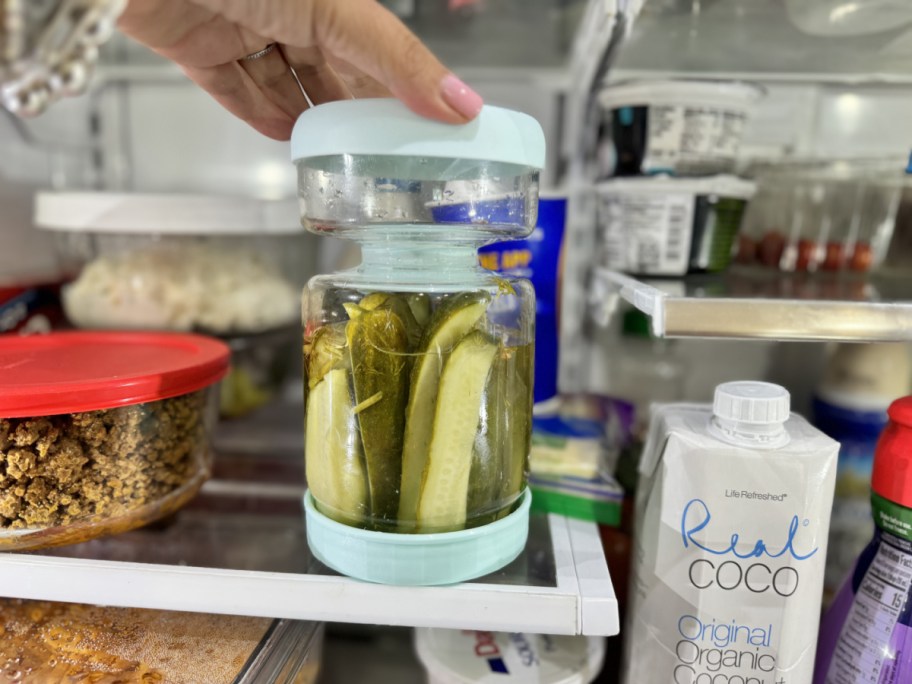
[[310, 0, 484, 123]]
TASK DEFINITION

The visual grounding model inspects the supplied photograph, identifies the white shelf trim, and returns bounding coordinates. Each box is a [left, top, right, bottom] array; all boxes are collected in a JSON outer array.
[[593, 268, 912, 342], [0, 515, 619, 637]]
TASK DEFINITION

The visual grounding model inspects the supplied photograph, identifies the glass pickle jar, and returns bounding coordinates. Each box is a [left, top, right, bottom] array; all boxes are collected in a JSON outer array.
[[293, 100, 546, 585]]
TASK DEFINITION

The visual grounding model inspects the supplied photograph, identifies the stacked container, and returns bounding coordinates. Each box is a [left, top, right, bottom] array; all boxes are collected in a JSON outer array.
[[595, 79, 761, 276]]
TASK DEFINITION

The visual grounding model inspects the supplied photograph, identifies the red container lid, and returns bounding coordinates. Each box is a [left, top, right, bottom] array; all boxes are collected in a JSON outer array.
[[872, 396, 912, 509], [0, 332, 230, 418]]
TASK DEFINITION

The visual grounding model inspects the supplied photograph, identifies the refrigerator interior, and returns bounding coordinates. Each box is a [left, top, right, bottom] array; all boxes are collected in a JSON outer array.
[[1, 0, 912, 681]]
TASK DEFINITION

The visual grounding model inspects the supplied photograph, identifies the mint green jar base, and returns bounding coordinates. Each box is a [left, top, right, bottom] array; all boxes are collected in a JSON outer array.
[[304, 489, 532, 586]]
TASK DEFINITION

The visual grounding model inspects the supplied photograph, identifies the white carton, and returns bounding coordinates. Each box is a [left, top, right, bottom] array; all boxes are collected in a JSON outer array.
[[623, 383, 838, 684]]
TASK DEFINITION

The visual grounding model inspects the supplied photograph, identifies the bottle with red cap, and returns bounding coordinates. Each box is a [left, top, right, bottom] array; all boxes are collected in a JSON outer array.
[[814, 395, 912, 683]]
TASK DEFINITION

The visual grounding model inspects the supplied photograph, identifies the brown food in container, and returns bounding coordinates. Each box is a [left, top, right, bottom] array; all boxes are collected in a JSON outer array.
[[0, 332, 229, 550], [0, 598, 322, 684], [0, 393, 208, 543]]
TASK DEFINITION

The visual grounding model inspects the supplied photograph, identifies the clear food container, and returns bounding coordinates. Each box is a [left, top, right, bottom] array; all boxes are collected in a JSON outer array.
[[35, 193, 313, 416], [595, 175, 756, 276], [0, 598, 323, 683], [597, 79, 763, 178], [293, 99, 545, 585], [0, 332, 228, 550], [736, 160, 908, 272]]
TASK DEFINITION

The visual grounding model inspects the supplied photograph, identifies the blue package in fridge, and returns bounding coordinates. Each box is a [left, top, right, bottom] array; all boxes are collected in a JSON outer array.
[[478, 196, 566, 404]]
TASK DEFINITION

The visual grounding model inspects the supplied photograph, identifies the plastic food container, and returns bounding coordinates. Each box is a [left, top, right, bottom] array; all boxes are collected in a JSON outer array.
[[597, 80, 762, 177], [293, 98, 545, 585], [35, 192, 312, 416], [0, 332, 228, 550], [736, 160, 908, 272], [596, 175, 756, 276], [0, 598, 323, 683], [415, 628, 605, 684]]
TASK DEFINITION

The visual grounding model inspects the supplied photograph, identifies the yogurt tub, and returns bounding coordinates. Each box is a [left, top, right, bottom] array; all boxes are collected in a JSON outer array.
[[597, 79, 763, 177], [596, 175, 756, 277], [415, 628, 605, 684], [0, 332, 229, 550]]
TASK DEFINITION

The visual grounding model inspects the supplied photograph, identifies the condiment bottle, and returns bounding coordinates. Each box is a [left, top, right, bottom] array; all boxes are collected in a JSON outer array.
[[815, 395, 912, 683]]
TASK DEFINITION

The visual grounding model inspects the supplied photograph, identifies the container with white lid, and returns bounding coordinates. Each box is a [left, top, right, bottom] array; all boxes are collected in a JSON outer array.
[[597, 79, 763, 177], [35, 192, 308, 335], [0, 331, 229, 550], [35, 192, 314, 417], [596, 175, 756, 276], [294, 99, 544, 585], [415, 628, 605, 684]]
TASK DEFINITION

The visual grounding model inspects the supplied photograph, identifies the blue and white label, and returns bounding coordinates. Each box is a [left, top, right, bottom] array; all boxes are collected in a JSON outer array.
[[622, 406, 838, 684]]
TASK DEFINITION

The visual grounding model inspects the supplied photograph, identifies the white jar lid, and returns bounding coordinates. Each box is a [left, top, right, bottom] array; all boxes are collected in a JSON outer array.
[[714, 381, 791, 425], [34, 192, 303, 235], [415, 629, 605, 684], [596, 175, 756, 200], [598, 79, 764, 111], [290, 98, 545, 169]]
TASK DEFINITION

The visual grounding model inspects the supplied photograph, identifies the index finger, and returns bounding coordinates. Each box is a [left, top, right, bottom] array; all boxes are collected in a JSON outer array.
[[193, 0, 483, 123]]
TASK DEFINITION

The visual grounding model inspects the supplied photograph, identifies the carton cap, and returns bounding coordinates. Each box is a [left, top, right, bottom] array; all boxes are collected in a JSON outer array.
[[713, 381, 791, 425]]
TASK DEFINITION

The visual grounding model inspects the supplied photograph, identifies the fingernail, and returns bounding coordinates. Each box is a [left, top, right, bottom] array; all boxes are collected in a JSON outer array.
[[440, 73, 483, 120]]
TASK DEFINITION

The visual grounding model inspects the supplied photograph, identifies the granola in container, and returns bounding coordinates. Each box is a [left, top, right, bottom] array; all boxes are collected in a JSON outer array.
[[0, 332, 229, 550]]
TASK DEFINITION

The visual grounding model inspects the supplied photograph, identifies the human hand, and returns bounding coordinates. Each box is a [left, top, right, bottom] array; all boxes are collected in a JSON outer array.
[[118, 0, 484, 140]]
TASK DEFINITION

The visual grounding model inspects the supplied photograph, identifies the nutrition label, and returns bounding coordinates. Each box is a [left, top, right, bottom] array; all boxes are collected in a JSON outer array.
[[598, 192, 694, 276], [643, 105, 745, 173], [826, 538, 912, 684]]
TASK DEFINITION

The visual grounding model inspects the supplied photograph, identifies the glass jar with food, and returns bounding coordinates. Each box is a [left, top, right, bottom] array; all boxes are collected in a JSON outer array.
[[0, 332, 228, 550], [292, 99, 545, 585]]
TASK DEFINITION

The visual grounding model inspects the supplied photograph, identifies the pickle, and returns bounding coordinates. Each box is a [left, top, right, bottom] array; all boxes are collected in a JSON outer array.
[[500, 344, 533, 515], [417, 331, 498, 532], [406, 293, 432, 328], [466, 347, 507, 527], [305, 322, 348, 389], [347, 292, 423, 350], [357, 292, 391, 311], [305, 368, 368, 526], [398, 292, 489, 528], [347, 307, 410, 526]]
